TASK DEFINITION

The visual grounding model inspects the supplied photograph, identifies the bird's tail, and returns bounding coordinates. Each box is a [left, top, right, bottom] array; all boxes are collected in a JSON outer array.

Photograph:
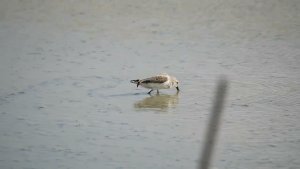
[[130, 79, 140, 87]]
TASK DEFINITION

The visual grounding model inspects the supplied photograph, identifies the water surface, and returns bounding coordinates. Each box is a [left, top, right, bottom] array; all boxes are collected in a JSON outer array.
[[0, 1, 299, 169]]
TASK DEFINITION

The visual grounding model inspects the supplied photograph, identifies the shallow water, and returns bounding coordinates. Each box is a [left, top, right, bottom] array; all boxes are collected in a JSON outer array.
[[0, 1, 300, 169]]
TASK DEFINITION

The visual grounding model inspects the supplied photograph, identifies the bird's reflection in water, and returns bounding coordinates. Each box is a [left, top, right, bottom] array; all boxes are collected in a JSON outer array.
[[134, 92, 179, 111]]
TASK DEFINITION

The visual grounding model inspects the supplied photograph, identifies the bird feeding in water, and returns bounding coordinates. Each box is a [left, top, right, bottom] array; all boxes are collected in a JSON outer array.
[[130, 73, 180, 94]]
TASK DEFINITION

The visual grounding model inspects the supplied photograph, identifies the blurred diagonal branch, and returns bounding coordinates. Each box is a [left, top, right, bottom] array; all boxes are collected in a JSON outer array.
[[198, 77, 228, 169]]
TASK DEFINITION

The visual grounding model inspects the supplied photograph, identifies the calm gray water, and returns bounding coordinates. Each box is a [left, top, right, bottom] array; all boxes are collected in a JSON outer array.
[[0, 1, 299, 169]]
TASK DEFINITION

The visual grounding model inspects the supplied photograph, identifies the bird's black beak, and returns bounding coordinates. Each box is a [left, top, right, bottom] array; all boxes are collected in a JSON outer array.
[[176, 86, 180, 91], [130, 79, 140, 88]]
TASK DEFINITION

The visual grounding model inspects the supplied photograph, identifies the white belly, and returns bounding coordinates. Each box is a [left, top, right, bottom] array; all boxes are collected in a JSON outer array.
[[140, 82, 170, 89]]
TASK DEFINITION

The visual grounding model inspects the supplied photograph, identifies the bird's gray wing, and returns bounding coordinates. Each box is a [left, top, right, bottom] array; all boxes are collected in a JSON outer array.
[[141, 76, 168, 84]]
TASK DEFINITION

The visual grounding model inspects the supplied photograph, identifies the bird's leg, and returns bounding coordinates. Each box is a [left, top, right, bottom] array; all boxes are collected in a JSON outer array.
[[147, 89, 153, 95], [157, 89, 159, 94]]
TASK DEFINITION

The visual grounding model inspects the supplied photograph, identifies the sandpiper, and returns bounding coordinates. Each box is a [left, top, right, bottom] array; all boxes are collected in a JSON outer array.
[[130, 73, 180, 94]]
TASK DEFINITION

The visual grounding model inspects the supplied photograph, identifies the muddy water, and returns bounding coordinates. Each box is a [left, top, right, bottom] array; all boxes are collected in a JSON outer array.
[[0, 1, 299, 169]]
